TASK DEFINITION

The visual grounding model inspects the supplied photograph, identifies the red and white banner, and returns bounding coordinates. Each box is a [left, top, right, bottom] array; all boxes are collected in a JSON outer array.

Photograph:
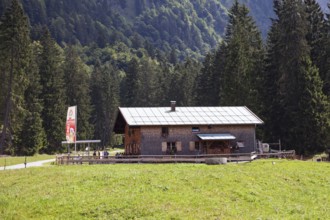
[[65, 106, 77, 143]]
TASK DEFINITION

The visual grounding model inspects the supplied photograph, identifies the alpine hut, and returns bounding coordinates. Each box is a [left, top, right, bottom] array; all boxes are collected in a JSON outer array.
[[113, 101, 263, 155]]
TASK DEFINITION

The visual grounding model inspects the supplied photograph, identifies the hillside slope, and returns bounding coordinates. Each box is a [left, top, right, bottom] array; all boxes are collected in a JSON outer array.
[[0, 0, 327, 58]]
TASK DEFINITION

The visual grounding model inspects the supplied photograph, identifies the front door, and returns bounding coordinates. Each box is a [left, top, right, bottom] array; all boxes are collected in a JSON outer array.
[[205, 141, 231, 154]]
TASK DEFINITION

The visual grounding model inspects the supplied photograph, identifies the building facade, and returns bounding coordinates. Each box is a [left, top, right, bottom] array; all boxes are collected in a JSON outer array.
[[113, 102, 263, 155]]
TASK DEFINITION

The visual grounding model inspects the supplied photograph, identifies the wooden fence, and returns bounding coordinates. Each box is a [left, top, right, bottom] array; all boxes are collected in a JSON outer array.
[[257, 150, 296, 159], [55, 150, 296, 165]]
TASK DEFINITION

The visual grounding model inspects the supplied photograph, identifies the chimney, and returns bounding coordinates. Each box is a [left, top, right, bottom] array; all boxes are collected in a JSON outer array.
[[170, 101, 176, 111]]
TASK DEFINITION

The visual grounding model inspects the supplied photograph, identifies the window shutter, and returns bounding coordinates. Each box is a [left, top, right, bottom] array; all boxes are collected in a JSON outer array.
[[189, 141, 195, 151], [176, 141, 182, 151], [162, 142, 167, 152]]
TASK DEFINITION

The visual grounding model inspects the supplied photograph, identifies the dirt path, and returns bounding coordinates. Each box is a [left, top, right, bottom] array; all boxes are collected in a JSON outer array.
[[0, 159, 55, 171]]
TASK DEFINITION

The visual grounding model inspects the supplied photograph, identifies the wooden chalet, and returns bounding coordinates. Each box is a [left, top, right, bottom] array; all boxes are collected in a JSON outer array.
[[113, 101, 263, 156]]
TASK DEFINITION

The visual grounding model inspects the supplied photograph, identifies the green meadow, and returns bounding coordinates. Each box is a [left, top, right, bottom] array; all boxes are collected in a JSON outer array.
[[0, 160, 329, 220], [0, 155, 55, 167]]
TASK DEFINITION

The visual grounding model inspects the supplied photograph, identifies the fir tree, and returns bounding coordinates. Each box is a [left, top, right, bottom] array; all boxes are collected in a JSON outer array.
[[264, 0, 329, 154], [304, 0, 327, 95], [219, 1, 264, 113], [0, 0, 31, 154], [153, 61, 173, 106], [322, 3, 330, 97], [261, 5, 284, 142], [122, 58, 140, 107], [175, 59, 200, 106], [90, 61, 119, 147], [100, 62, 120, 146], [90, 61, 105, 145], [16, 41, 46, 155], [135, 57, 160, 107], [294, 59, 329, 154], [167, 67, 182, 104], [195, 44, 225, 106], [63, 46, 93, 140], [38, 28, 66, 153]]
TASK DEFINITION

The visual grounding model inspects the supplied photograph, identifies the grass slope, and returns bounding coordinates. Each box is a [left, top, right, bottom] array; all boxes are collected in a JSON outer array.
[[0, 160, 329, 219]]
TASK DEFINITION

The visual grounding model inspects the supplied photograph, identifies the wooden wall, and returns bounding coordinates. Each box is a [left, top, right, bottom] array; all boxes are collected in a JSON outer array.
[[124, 125, 141, 155], [138, 125, 256, 155]]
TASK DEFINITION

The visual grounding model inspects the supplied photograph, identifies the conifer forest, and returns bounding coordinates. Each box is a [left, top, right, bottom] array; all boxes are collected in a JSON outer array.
[[0, 0, 329, 156]]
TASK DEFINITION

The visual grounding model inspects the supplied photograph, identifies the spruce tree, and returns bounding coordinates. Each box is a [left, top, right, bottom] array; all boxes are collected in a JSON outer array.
[[264, 0, 329, 154], [219, 1, 264, 113], [322, 4, 330, 97], [90, 61, 119, 147], [262, 4, 284, 142], [63, 46, 93, 141], [135, 57, 160, 107], [17, 41, 46, 156], [195, 44, 226, 106], [153, 61, 173, 106], [101, 62, 120, 147], [121, 58, 140, 107], [175, 59, 200, 106], [304, 0, 327, 95], [90, 61, 105, 145], [211, 44, 226, 105], [38, 28, 66, 153], [294, 59, 329, 154], [167, 66, 182, 104], [0, 0, 31, 154]]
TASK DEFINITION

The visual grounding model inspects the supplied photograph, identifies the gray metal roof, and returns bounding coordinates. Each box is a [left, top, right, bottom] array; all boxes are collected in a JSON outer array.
[[119, 106, 263, 126]]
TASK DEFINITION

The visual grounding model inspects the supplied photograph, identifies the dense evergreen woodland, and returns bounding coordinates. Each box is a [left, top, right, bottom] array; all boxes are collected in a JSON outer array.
[[0, 0, 329, 156]]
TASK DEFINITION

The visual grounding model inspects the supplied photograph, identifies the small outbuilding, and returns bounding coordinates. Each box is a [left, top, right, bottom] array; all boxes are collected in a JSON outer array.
[[113, 101, 263, 155]]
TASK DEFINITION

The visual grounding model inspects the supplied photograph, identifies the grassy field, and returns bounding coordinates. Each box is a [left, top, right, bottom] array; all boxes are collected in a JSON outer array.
[[0, 159, 329, 219], [0, 148, 125, 167], [0, 154, 55, 167]]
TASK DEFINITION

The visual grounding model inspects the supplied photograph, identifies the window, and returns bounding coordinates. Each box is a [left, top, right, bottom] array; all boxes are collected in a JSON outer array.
[[163, 142, 181, 154], [161, 127, 169, 137], [195, 141, 200, 151], [190, 141, 202, 152], [237, 142, 245, 148], [128, 128, 134, 137], [128, 127, 140, 137], [192, 127, 200, 133], [167, 142, 177, 154]]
